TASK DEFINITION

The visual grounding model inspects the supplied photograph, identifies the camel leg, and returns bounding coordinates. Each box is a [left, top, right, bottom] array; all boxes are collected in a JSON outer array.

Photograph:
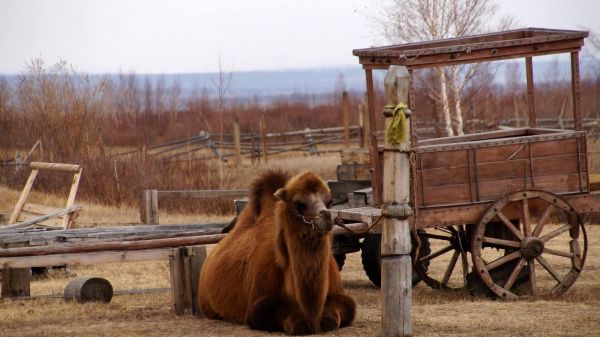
[[320, 293, 356, 332], [247, 295, 313, 335]]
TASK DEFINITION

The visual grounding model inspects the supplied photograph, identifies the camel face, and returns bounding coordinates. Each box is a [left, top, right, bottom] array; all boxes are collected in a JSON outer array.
[[274, 171, 333, 236]]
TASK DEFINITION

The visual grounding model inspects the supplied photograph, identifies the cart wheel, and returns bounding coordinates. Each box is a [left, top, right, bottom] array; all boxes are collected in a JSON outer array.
[[414, 225, 470, 290], [361, 230, 429, 287], [334, 253, 346, 271], [471, 190, 587, 299]]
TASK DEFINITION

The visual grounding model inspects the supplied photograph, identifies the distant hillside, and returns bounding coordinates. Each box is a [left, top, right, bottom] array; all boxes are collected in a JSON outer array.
[[2, 59, 596, 102]]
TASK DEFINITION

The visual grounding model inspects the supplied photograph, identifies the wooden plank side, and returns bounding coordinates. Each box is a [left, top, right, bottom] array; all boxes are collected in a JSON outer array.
[[419, 137, 581, 170], [420, 173, 587, 207], [417, 150, 468, 170], [478, 172, 587, 200], [418, 153, 585, 187]]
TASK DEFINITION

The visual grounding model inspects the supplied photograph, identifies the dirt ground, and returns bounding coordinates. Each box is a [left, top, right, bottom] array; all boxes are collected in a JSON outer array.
[[1, 214, 599, 336]]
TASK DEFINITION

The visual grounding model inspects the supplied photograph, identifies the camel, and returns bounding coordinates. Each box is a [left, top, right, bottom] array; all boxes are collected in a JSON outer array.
[[198, 170, 356, 335]]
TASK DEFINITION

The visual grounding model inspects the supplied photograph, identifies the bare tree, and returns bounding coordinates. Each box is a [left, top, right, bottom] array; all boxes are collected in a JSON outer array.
[[371, 0, 513, 136]]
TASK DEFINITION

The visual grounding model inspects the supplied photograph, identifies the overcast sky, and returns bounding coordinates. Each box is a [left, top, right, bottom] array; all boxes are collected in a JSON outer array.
[[0, 0, 598, 74]]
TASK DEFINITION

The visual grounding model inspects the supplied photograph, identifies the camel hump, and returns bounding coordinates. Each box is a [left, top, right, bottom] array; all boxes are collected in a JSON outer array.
[[249, 169, 291, 217]]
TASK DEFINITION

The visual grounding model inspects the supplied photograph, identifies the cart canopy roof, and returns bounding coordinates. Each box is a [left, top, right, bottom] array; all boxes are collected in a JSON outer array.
[[353, 28, 588, 70]]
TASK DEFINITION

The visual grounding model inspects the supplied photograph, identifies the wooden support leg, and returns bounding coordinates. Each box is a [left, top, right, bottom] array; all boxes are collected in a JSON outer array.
[[188, 246, 207, 316], [170, 247, 192, 315], [1, 268, 31, 298], [170, 246, 207, 316], [381, 255, 412, 336]]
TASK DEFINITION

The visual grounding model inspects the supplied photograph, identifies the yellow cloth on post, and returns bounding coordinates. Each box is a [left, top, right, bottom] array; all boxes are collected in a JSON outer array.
[[385, 102, 409, 146]]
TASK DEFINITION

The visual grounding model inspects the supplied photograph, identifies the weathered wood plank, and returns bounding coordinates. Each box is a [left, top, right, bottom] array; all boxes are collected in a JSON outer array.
[[1, 268, 30, 298], [0, 249, 173, 269], [336, 164, 372, 181]]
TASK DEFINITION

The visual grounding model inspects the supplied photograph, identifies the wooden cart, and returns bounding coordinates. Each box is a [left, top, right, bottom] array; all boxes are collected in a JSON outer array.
[[333, 28, 600, 300]]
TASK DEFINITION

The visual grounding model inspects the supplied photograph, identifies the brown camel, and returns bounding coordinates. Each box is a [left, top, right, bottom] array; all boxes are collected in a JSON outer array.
[[198, 170, 356, 335]]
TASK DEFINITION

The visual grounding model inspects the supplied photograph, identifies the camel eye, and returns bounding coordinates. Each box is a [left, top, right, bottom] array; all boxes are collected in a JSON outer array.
[[293, 201, 306, 214]]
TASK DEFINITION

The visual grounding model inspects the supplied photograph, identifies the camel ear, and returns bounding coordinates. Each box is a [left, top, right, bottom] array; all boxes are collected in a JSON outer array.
[[274, 188, 287, 201]]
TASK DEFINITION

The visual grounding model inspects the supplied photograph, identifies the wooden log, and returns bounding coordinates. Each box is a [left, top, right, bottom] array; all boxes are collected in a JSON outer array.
[[29, 162, 81, 173], [381, 65, 412, 337], [188, 246, 207, 316], [0, 234, 226, 258], [64, 277, 113, 303], [1, 268, 30, 298]]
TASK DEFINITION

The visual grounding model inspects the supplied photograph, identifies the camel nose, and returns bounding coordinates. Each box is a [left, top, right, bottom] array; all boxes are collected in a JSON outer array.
[[320, 208, 331, 219]]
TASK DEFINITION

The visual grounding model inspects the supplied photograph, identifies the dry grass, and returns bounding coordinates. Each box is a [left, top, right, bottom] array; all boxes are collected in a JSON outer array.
[[1, 151, 600, 336], [1, 213, 599, 336]]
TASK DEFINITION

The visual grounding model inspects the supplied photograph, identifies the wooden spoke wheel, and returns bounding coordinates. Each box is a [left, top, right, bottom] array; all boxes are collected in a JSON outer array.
[[413, 225, 470, 290], [471, 190, 587, 299]]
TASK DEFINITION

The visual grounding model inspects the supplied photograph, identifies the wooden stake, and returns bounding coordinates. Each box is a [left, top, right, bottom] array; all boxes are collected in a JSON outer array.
[[259, 114, 268, 163], [170, 247, 191, 315], [342, 91, 350, 147], [381, 65, 412, 337], [233, 118, 241, 167]]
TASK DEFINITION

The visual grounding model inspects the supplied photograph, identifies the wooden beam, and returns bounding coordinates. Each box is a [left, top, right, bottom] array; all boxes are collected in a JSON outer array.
[[362, 92, 371, 148], [365, 69, 382, 205], [526, 57, 537, 127], [259, 114, 268, 163], [571, 52, 582, 130]]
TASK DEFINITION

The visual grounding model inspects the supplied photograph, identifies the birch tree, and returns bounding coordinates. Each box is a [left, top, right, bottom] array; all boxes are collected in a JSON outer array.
[[373, 0, 513, 136]]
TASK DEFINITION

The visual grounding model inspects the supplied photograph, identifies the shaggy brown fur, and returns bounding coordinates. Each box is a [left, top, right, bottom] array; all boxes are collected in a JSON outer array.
[[199, 170, 356, 335]]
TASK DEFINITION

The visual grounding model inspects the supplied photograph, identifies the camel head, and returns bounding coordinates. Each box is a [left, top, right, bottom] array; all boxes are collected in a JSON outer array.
[[274, 171, 333, 235]]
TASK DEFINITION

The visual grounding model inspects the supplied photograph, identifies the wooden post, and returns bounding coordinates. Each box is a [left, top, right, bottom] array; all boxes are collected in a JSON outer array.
[[358, 104, 365, 148], [342, 91, 350, 147], [233, 118, 242, 167], [1, 268, 30, 298], [381, 65, 412, 337], [525, 57, 537, 128], [259, 114, 268, 163], [570, 52, 582, 131], [140, 189, 159, 225], [188, 246, 207, 316]]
